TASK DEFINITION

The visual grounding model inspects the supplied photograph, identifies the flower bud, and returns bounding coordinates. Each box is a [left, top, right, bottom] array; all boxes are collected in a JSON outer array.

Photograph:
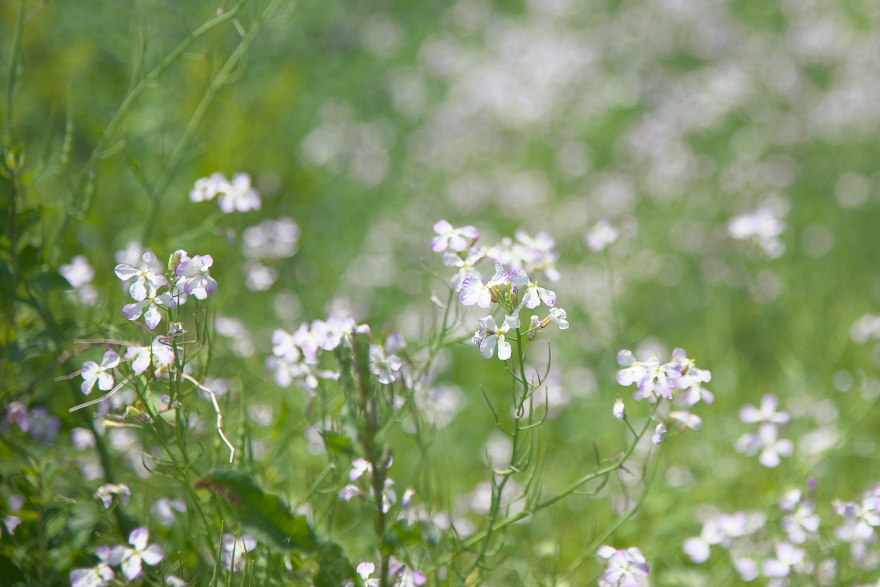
[[652, 423, 667, 445], [613, 398, 626, 420]]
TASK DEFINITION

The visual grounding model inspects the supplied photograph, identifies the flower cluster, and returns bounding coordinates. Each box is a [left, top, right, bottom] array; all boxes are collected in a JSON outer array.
[[615, 347, 711, 444], [115, 250, 217, 330], [596, 545, 650, 587], [267, 314, 371, 392], [59, 255, 99, 306], [2, 401, 60, 444], [190, 171, 261, 213], [355, 559, 426, 587], [70, 526, 168, 587], [432, 221, 569, 361], [734, 394, 793, 468], [727, 204, 787, 260], [338, 457, 399, 513], [683, 482, 880, 584], [77, 338, 175, 397]]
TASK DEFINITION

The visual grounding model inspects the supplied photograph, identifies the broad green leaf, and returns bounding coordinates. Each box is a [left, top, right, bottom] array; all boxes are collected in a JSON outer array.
[[320, 431, 357, 457], [195, 469, 316, 552]]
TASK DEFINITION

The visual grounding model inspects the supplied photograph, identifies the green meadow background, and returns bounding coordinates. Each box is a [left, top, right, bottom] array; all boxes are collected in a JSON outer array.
[[3, 0, 880, 584]]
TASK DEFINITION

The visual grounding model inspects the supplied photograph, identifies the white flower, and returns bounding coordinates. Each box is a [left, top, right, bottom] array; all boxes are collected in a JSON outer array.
[[432, 220, 479, 253], [548, 307, 569, 329], [81, 350, 120, 395], [222, 534, 257, 572], [370, 345, 403, 384], [190, 172, 229, 202], [175, 254, 218, 300], [472, 313, 520, 360], [522, 281, 556, 309], [125, 338, 175, 374], [110, 527, 165, 581], [613, 398, 626, 420], [443, 249, 486, 292], [740, 395, 790, 425], [123, 287, 177, 330], [460, 274, 493, 308], [114, 252, 168, 301], [652, 423, 667, 445], [94, 483, 131, 509], [70, 547, 115, 587], [218, 173, 261, 213], [585, 219, 619, 252]]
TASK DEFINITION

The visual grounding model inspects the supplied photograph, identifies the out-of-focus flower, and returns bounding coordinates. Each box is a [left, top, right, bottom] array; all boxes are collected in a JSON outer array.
[[357, 562, 380, 587], [60, 255, 99, 306], [243, 262, 278, 292], [739, 394, 790, 425], [443, 249, 486, 292], [222, 534, 257, 572], [71, 427, 96, 450], [585, 220, 620, 252], [616, 350, 681, 401], [242, 217, 300, 260], [110, 527, 165, 581], [370, 344, 403, 384], [762, 542, 806, 578], [432, 220, 479, 253], [596, 545, 650, 587], [779, 489, 820, 544], [613, 398, 627, 420], [728, 205, 787, 259], [652, 423, 667, 445], [70, 547, 115, 587], [95, 484, 131, 509], [114, 252, 168, 301], [735, 422, 794, 468], [189, 172, 229, 202], [81, 350, 120, 395], [151, 497, 188, 529], [220, 173, 261, 213]]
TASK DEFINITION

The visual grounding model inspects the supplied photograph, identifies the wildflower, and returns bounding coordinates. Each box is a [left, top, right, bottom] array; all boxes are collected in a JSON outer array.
[[779, 489, 820, 544], [71, 428, 96, 450], [734, 422, 793, 468], [762, 542, 806, 578], [218, 172, 261, 213], [125, 338, 175, 375], [60, 255, 98, 306], [652, 423, 667, 445], [739, 394, 790, 425], [522, 280, 556, 309], [472, 313, 520, 360], [110, 526, 165, 581], [95, 484, 131, 509], [460, 274, 493, 308], [114, 252, 168, 301], [151, 498, 188, 529], [221, 534, 257, 572], [70, 547, 115, 587], [548, 307, 569, 329], [443, 248, 486, 292], [389, 558, 427, 587], [616, 351, 680, 401], [613, 398, 626, 420], [189, 172, 229, 202], [728, 205, 787, 259], [432, 220, 479, 252], [357, 562, 380, 587], [370, 344, 403, 384], [175, 253, 218, 300], [123, 287, 177, 330], [487, 263, 529, 291], [585, 220, 620, 252], [669, 411, 702, 431], [349, 458, 373, 481], [672, 348, 712, 389], [339, 484, 361, 501], [81, 350, 120, 395], [596, 545, 650, 587], [242, 217, 301, 260]]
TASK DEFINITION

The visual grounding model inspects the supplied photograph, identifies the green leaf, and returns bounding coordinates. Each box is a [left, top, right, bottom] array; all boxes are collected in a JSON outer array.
[[320, 432, 357, 457], [195, 469, 317, 552]]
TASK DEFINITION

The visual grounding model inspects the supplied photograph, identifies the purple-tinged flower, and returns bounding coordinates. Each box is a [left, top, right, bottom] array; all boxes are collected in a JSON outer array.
[[762, 542, 806, 578], [60, 255, 99, 306], [432, 220, 479, 253], [616, 351, 681, 401], [95, 484, 131, 509], [487, 263, 530, 290], [740, 395, 790, 425], [151, 498, 188, 529], [125, 338, 175, 375], [389, 557, 426, 587], [349, 458, 373, 481], [272, 329, 302, 363], [123, 287, 177, 330], [652, 423, 667, 445], [339, 484, 361, 501], [165, 575, 187, 587], [71, 428, 96, 450], [613, 398, 626, 420], [221, 534, 257, 572], [218, 173, 261, 214], [472, 313, 520, 360], [110, 526, 165, 581], [357, 562, 380, 587], [175, 254, 218, 300], [460, 274, 493, 308], [734, 423, 794, 468], [443, 249, 486, 292], [779, 489, 820, 544], [672, 348, 712, 389], [81, 350, 120, 395], [597, 546, 650, 587], [4, 515, 22, 535], [522, 281, 556, 309], [70, 557, 115, 587], [114, 252, 168, 301], [370, 344, 403, 384], [190, 172, 230, 202], [669, 411, 702, 431]]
